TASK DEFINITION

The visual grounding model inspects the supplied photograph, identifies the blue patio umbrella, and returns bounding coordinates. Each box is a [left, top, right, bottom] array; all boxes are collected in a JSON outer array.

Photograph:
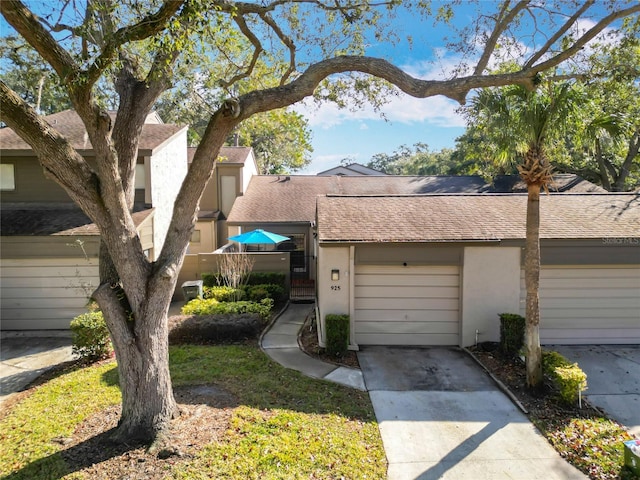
[[228, 229, 290, 246]]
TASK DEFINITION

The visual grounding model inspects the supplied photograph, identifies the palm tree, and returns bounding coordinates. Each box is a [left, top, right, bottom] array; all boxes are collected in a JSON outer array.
[[471, 82, 577, 389]]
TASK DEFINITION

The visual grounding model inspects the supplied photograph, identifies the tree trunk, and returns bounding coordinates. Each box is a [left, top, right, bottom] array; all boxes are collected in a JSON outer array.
[[524, 183, 543, 389], [94, 277, 178, 444]]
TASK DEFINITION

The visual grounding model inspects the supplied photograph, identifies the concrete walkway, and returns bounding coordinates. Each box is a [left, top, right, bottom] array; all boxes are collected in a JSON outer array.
[[260, 302, 366, 390]]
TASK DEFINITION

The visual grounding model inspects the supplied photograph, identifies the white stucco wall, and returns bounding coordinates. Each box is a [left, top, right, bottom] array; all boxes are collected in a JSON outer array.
[[148, 129, 188, 257], [241, 151, 258, 193], [461, 246, 522, 346], [316, 245, 352, 347]]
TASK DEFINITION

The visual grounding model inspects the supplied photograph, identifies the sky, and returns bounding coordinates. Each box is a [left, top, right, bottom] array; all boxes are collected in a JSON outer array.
[[291, 2, 618, 175], [294, 7, 470, 174]]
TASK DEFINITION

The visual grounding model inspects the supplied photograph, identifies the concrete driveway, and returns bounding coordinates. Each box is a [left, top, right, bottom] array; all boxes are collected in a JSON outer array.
[[554, 345, 640, 437], [0, 333, 74, 408], [358, 346, 586, 480]]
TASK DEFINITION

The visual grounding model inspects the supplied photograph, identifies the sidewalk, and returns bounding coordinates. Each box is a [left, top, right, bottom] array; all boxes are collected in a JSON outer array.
[[260, 302, 366, 391]]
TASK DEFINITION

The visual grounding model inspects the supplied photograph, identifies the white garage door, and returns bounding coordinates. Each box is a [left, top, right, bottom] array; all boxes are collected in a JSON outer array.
[[520, 266, 640, 344], [1, 258, 99, 330], [354, 265, 460, 345]]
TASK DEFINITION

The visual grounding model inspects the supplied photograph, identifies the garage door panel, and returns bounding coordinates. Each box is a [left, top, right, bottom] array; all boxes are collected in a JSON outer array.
[[532, 277, 635, 289], [356, 321, 459, 335], [541, 328, 635, 345], [535, 288, 639, 299], [355, 264, 460, 346], [1, 258, 98, 330], [355, 297, 460, 311], [519, 266, 640, 345], [356, 265, 457, 275], [536, 268, 639, 279], [541, 297, 640, 308], [356, 333, 459, 346], [356, 274, 459, 287], [355, 309, 459, 323], [355, 285, 459, 299]]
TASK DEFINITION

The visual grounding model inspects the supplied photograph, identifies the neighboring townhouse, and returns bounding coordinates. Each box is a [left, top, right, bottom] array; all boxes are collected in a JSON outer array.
[[187, 146, 258, 254], [226, 174, 639, 346], [317, 163, 387, 176], [0, 110, 188, 330]]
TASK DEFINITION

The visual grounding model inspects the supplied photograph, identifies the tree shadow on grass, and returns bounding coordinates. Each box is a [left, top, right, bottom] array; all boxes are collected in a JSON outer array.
[[6, 342, 377, 479]]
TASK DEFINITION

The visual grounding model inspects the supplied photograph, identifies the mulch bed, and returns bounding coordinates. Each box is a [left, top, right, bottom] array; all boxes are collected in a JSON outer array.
[[59, 384, 236, 479], [297, 308, 360, 369], [468, 342, 602, 419]]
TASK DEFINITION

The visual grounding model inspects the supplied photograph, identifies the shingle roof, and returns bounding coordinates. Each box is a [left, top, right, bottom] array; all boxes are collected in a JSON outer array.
[[1, 203, 154, 236], [187, 146, 253, 165], [486, 174, 606, 193], [227, 175, 489, 223], [317, 163, 387, 176], [317, 194, 640, 242], [0, 110, 185, 154], [226, 174, 605, 224]]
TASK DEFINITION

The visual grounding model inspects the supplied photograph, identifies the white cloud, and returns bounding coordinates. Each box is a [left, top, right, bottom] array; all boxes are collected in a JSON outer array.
[[295, 88, 466, 130]]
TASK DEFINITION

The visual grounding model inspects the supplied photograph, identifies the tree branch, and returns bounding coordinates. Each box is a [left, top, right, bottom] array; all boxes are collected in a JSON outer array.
[[524, 0, 595, 68], [1, 0, 79, 83], [85, 0, 185, 87], [530, 3, 640, 74], [0, 80, 107, 219], [219, 14, 264, 89], [259, 12, 297, 85], [474, 0, 530, 75]]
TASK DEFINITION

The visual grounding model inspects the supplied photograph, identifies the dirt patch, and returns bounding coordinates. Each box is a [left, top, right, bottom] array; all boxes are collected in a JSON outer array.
[[58, 384, 236, 479], [298, 310, 360, 369]]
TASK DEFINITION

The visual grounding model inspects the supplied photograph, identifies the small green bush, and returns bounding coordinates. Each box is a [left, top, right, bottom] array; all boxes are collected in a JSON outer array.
[[499, 313, 525, 356], [245, 272, 286, 288], [202, 271, 286, 289], [542, 350, 588, 405], [201, 273, 221, 287], [182, 298, 273, 321], [70, 311, 113, 361], [204, 286, 245, 302], [245, 283, 285, 302], [325, 314, 349, 357]]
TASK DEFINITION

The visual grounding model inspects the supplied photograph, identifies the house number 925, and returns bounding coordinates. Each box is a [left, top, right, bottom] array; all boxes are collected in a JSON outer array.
[[331, 285, 341, 291]]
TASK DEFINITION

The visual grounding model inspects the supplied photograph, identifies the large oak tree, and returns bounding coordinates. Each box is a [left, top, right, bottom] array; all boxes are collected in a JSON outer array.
[[1, 0, 638, 443]]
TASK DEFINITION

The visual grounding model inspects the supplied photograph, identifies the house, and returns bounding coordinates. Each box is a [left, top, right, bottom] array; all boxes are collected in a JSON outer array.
[[317, 163, 387, 176], [0, 110, 188, 330], [186, 146, 258, 254], [316, 193, 640, 347], [227, 174, 639, 346]]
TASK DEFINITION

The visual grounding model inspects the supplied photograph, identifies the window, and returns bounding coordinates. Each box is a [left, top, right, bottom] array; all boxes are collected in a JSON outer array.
[[190, 229, 201, 243], [135, 164, 146, 189], [1, 164, 15, 191]]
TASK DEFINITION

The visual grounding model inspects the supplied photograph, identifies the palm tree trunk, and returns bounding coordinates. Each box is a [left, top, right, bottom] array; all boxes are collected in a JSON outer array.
[[524, 183, 543, 389]]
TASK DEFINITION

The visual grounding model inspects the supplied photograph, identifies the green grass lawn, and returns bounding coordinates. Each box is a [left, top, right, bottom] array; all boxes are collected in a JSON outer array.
[[0, 345, 386, 479]]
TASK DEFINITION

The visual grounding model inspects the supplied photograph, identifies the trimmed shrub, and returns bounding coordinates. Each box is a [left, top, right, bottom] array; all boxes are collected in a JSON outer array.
[[542, 350, 588, 405], [201, 272, 221, 287], [182, 298, 273, 321], [70, 311, 113, 362], [245, 283, 285, 302], [202, 271, 287, 289], [499, 313, 525, 356], [325, 314, 349, 357], [169, 313, 263, 344], [204, 286, 245, 302], [245, 272, 286, 288]]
